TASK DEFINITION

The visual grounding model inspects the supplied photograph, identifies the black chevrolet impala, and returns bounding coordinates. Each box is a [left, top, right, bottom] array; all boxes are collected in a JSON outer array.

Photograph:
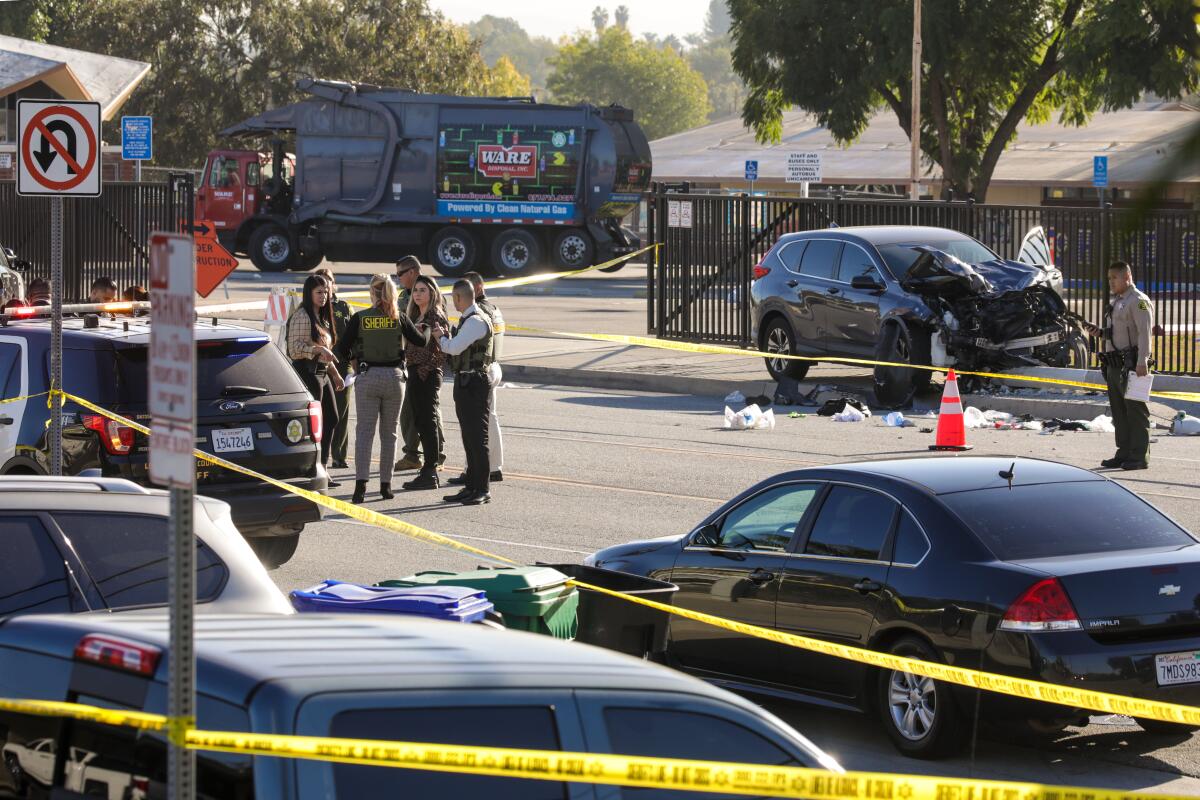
[[586, 457, 1200, 758]]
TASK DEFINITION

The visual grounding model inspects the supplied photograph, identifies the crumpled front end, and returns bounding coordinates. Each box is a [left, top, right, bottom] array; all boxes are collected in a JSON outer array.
[[903, 248, 1085, 374]]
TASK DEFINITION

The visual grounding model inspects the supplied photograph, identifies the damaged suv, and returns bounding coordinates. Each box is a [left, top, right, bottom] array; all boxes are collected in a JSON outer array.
[[750, 226, 1084, 405]]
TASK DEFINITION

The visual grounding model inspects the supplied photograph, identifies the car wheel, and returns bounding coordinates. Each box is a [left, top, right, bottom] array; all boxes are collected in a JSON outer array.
[[877, 635, 965, 759], [874, 324, 928, 407], [248, 532, 300, 570], [1056, 330, 1089, 369], [249, 225, 294, 272], [551, 228, 595, 270], [491, 229, 543, 276], [429, 227, 478, 278], [4, 752, 24, 791], [761, 317, 810, 381], [1137, 717, 1200, 736]]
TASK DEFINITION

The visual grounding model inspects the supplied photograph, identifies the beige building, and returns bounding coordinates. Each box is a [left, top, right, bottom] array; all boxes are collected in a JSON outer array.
[[651, 100, 1200, 208]]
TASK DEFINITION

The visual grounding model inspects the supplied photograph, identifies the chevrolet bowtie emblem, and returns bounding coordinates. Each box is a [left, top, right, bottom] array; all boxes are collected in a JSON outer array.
[[1159, 584, 1182, 596]]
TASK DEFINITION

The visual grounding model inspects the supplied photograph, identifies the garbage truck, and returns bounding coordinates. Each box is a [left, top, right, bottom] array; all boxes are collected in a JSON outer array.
[[199, 78, 652, 276]]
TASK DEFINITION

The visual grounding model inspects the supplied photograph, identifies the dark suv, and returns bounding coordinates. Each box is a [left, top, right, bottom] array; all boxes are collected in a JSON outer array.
[[750, 226, 1083, 405], [0, 315, 326, 568]]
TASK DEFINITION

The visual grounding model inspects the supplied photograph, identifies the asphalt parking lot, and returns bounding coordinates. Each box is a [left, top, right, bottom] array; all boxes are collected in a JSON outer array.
[[269, 380, 1200, 792]]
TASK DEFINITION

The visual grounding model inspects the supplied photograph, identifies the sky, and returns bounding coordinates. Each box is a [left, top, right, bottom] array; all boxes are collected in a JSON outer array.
[[429, 0, 710, 42]]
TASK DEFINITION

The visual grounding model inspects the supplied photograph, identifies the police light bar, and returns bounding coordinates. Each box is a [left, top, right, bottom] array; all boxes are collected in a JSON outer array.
[[0, 301, 152, 321]]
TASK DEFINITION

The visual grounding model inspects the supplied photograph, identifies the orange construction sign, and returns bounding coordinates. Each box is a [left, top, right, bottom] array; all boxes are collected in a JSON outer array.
[[193, 220, 239, 298]]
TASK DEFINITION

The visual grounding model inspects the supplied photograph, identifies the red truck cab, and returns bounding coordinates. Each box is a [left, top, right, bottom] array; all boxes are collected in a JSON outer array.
[[196, 149, 293, 253]]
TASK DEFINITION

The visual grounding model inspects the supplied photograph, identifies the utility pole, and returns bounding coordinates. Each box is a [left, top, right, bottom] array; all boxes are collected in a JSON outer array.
[[910, 0, 922, 201]]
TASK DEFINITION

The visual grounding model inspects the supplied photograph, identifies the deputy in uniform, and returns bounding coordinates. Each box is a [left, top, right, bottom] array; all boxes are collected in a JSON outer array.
[[435, 280, 494, 505], [335, 274, 430, 504], [316, 267, 353, 469], [448, 271, 504, 486], [1085, 261, 1154, 471], [395, 255, 446, 472]]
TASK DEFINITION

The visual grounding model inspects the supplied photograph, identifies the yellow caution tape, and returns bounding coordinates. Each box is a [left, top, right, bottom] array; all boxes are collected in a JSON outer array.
[[328, 244, 657, 303], [0, 698, 167, 731], [567, 580, 1200, 725], [3, 697, 1197, 800], [0, 390, 48, 406], [505, 325, 1200, 404], [50, 389, 1200, 726], [56, 391, 517, 566]]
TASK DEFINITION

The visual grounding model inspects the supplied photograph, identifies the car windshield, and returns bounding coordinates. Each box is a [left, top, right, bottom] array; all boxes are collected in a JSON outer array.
[[942, 481, 1195, 561], [877, 240, 997, 275]]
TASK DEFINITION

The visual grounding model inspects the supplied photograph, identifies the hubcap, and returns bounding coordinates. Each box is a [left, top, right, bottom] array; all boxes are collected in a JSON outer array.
[[888, 670, 937, 741], [500, 240, 531, 271], [438, 238, 467, 269], [766, 327, 790, 374], [559, 234, 588, 265], [264, 234, 290, 264]]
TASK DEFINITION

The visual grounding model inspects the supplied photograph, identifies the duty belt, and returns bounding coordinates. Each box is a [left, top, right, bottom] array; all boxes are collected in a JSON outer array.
[[357, 360, 405, 373]]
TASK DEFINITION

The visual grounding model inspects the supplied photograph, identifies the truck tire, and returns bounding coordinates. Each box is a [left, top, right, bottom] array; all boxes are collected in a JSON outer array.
[[248, 531, 300, 570], [492, 229, 543, 276], [551, 228, 594, 270], [297, 250, 324, 270], [249, 225, 294, 272], [430, 226, 477, 278]]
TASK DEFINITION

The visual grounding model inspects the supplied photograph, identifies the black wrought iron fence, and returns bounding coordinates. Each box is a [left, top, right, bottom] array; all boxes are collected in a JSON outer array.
[[647, 186, 1200, 375], [0, 174, 194, 300]]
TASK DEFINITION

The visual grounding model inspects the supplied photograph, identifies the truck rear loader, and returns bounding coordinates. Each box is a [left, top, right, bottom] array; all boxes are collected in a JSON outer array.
[[198, 79, 652, 277]]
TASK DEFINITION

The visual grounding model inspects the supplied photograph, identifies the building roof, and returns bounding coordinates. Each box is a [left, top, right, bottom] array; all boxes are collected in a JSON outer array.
[[651, 101, 1200, 187], [0, 34, 151, 120]]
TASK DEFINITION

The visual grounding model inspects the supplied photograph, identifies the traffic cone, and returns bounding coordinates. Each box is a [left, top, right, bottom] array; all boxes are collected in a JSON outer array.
[[930, 369, 972, 451]]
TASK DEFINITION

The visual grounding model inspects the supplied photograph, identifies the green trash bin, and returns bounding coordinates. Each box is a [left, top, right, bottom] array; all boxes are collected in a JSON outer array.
[[379, 566, 579, 640]]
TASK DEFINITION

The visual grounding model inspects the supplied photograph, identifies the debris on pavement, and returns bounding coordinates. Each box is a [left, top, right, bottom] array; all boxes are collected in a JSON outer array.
[[832, 405, 869, 423], [883, 412, 915, 428], [1171, 412, 1200, 436], [724, 390, 746, 405], [724, 404, 776, 431], [787, 412, 807, 419], [817, 397, 871, 418]]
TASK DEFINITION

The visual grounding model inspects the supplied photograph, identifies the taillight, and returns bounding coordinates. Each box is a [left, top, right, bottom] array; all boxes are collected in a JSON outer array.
[[999, 577, 1081, 632], [10, 306, 36, 317], [308, 400, 322, 443], [753, 262, 770, 280], [83, 414, 135, 454], [74, 634, 161, 676]]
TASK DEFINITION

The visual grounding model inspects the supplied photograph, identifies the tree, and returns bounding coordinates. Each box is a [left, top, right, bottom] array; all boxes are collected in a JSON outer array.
[[481, 56, 533, 97], [591, 6, 608, 33], [467, 15, 557, 94], [729, 0, 1200, 200], [685, 0, 746, 122], [614, 5, 630, 29], [548, 27, 711, 140], [2, 0, 493, 167]]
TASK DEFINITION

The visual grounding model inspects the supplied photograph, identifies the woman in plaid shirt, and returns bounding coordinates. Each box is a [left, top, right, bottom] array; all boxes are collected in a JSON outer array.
[[286, 274, 344, 480], [401, 274, 449, 490]]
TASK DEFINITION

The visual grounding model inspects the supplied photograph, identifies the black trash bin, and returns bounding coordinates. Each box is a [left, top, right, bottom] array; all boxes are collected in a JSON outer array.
[[540, 563, 678, 659]]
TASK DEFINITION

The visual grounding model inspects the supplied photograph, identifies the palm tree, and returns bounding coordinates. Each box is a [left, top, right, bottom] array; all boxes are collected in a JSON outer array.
[[614, 5, 630, 29], [591, 6, 608, 34]]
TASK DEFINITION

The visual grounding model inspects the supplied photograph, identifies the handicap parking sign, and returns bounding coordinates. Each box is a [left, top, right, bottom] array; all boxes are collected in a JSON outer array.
[[1093, 155, 1108, 188], [744, 160, 758, 181]]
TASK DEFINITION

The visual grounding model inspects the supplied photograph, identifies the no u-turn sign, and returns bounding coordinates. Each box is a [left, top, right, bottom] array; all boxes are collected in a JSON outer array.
[[17, 99, 102, 196]]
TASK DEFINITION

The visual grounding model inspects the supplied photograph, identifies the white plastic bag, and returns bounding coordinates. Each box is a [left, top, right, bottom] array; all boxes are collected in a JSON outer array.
[[883, 411, 913, 427], [962, 406, 987, 429], [832, 405, 866, 423], [1171, 414, 1200, 436], [724, 404, 775, 431], [724, 390, 746, 406], [1086, 415, 1116, 433]]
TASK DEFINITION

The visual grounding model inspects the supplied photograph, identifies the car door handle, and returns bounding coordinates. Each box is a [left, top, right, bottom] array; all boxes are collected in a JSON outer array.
[[786, 280, 799, 288], [826, 287, 841, 295], [0, 416, 12, 425], [748, 568, 776, 584], [853, 579, 881, 593]]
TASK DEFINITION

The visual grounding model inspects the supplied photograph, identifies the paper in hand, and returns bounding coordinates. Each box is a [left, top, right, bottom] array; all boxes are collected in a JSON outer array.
[[1125, 371, 1153, 403]]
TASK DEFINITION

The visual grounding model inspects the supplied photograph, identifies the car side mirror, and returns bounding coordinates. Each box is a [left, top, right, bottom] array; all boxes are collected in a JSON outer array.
[[692, 523, 721, 547], [851, 274, 885, 292]]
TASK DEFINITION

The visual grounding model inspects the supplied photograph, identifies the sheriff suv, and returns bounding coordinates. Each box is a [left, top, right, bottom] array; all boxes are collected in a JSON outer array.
[[0, 314, 327, 568]]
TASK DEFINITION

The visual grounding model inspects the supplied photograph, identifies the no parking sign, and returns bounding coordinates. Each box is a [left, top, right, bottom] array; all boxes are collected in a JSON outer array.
[[16, 99, 102, 196]]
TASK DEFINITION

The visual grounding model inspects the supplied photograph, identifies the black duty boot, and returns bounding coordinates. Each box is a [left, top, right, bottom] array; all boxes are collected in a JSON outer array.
[[351, 480, 367, 504], [403, 472, 439, 490], [380, 482, 395, 500]]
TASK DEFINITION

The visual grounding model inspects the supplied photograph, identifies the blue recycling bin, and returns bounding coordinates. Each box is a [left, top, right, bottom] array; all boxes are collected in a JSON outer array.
[[290, 580, 494, 624]]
